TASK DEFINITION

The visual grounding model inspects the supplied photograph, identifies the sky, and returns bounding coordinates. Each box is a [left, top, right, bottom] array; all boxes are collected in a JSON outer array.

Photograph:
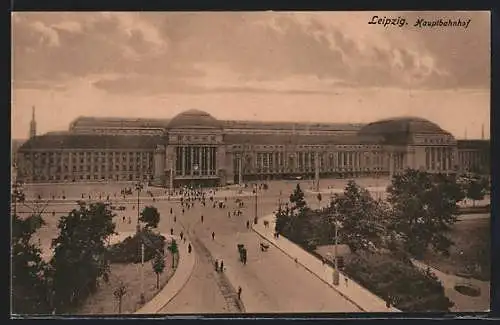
[[11, 11, 490, 140]]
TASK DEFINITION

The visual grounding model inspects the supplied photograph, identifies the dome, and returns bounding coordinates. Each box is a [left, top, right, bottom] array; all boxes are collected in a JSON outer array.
[[168, 109, 221, 129], [359, 117, 449, 144]]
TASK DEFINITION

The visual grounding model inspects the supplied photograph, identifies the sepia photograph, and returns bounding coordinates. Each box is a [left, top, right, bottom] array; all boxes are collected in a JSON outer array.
[[11, 11, 491, 316]]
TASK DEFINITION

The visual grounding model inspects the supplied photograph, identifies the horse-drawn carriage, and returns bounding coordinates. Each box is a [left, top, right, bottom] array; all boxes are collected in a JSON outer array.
[[237, 244, 247, 264]]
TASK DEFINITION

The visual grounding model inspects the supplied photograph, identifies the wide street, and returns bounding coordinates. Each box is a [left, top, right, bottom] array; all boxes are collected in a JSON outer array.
[[17, 179, 366, 313]]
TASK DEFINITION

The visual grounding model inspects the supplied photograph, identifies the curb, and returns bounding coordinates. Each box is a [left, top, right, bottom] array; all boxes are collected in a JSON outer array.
[[251, 226, 366, 312], [134, 222, 197, 314], [154, 242, 197, 312]]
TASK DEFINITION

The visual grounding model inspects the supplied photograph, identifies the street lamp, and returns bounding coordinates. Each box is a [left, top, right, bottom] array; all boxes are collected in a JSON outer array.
[[134, 181, 145, 305], [135, 182, 144, 233], [253, 184, 258, 225], [332, 220, 341, 286]]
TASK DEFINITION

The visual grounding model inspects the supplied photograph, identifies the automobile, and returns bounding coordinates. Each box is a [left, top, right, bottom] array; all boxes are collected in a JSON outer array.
[[117, 206, 126, 211], [109, 205, 117, 210]]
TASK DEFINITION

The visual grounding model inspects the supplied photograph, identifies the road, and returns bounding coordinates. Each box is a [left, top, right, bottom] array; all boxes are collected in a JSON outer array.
[[17, 179, 380, 313], [150, 187, 359, 313]]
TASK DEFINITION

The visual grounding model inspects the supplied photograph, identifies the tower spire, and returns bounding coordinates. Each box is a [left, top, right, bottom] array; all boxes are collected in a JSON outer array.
[[29, 105, 37, 138]]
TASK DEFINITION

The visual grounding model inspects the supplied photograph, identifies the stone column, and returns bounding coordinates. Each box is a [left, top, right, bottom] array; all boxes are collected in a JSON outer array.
[[389, 151, 394, 178]]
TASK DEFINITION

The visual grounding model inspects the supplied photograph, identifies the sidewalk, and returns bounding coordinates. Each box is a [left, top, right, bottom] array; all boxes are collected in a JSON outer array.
[[21, 190, 255, 205], [135, 235, 196, 314], [252, 214, 400, 313]]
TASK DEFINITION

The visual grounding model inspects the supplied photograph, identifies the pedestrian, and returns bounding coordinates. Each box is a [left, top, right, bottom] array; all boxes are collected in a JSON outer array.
[[122, 216, 125, 222], [220, 260, 224, 272], [188, 243, 192, 253], [182, 208, 185, 214], [238, 286, 242, 300], [174, 216, 177, 223], [201, 215, 204, 223], [246, 220, 250, 229], [228, 211, 231, 218], [170, 207, 173, 214], [170, 228, 174, 235], [180, 232, 184, 240], [212, 232, 215, 240], [345, 277, 348, 286], [215, 260, 219, 272]]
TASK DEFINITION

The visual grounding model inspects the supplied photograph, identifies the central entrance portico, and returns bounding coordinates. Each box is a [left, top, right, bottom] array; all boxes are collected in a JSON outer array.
[[153, 109, 227, 188]]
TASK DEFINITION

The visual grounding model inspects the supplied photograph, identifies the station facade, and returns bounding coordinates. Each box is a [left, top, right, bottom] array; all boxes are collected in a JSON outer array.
[[16, 109, 490, 187]]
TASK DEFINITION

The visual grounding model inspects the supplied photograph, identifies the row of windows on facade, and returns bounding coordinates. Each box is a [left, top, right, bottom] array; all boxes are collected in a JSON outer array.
[[231, 144, 383, 150], [21, 163, 153, 174], [23, 155, 152, 163], [28, 173, 153, 182], [249, 151, 390, 169]]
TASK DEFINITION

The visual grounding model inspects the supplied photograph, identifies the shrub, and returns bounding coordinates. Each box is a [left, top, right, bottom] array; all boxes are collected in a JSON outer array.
[[344, 252, 454, 312], [107, 230, 165, 264]]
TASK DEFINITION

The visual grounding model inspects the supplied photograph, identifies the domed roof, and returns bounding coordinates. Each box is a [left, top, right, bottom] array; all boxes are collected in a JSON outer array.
[[168, 109, 221, 129], [359, 117, 449, 144]]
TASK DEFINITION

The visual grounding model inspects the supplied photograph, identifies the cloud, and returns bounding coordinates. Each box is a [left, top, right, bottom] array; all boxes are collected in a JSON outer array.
[[12, 12, 490, 94]]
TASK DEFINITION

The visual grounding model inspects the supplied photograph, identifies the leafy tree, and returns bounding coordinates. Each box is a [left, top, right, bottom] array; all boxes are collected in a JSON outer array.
[[316, 193, 322, 209], [113, 282, 127, 314], [289, 184, 307, 213], [466, 178, 486, 207], [326, 181, 384, 253], [152, 253, 166, 289], [344, 252, 454, 312], [139, 206, 160, 229], [167, 239, 179, 269], [108, 229, 165, 264], [387, 169, 462, 259], [50, 202, 116, 312], [11, 213, 51, 314]]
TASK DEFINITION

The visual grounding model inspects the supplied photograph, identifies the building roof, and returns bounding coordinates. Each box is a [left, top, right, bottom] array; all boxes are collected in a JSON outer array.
[[70, 117, 171, 130], [359, 117, 447, 135], [358, 117, 451, 145], [168, 109, 222, 129], [221, 120, 365, 132], [456, 139, 490, 150], [18, 134, 164, 151], [224, 133, 383, 145]]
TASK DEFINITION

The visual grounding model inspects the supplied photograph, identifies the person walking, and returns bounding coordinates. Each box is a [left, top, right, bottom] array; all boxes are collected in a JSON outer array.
[[180, 232, 184, 240], [201, 215, 204, 223], [188, 243, 192, 254], [345, 277, 349, 287], [174, 215, 177, 223], [220, 260, 224, 272], [212, 232, 215, 240], [170, 208, 173, 214], [237, 286, 242, 300], [215, 260, 219, 272]]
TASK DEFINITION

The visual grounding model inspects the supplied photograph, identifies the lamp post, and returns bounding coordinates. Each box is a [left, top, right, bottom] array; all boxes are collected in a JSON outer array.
[[254, 184, 258, 225], [135, 182, 143, 233], [332, 220, 341, 286], [134, 182, 145, 304]]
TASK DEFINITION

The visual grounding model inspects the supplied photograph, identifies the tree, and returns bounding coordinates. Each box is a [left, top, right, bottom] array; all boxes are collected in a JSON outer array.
[[344, 252, 454, 312], [113, 282, 127, 314], [466, 178, 486, 207], [327, 181, 384, 253], [50, 202, 116, 311], [167, 239, 179, 269], [11, 213, 51, 314], [290, 184, 307, 213], [152, 253, 166, 289], [317, 193, 322, 210], [387, 169, 462, 259], [139, 206, 160, 229]]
